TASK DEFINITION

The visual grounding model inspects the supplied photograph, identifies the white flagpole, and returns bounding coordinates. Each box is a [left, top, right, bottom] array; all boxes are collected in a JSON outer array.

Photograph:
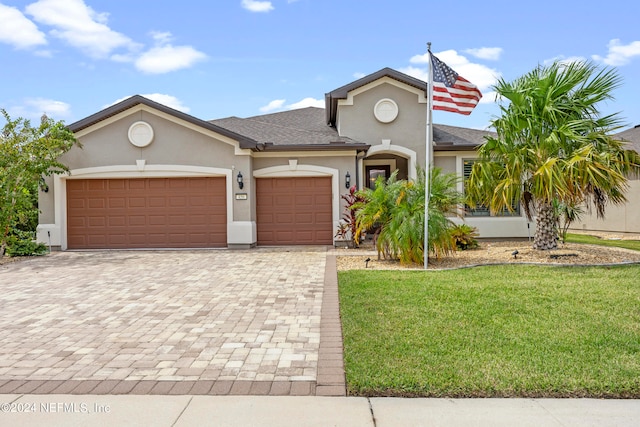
[[424, 42, 433, 270]]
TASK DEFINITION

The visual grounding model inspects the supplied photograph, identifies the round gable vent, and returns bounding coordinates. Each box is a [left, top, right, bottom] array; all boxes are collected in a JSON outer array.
[[374, 98, 399, 123], [128, 121, 154, 147]]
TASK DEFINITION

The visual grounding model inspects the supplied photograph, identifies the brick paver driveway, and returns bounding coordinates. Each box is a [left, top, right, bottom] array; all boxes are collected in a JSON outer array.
[[0, 248, 344, 396]]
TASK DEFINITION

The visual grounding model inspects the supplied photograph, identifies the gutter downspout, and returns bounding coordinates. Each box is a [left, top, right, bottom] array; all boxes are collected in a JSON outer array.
[[356, 150, 366, 189]]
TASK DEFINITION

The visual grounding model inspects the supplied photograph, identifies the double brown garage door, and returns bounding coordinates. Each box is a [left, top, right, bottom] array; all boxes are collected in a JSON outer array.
[[67, 176, 333, 249], [67, 178, 226, 249]]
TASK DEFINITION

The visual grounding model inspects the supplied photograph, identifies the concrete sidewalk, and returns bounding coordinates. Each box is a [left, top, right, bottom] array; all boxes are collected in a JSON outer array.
[[1, 395, 639, 426]]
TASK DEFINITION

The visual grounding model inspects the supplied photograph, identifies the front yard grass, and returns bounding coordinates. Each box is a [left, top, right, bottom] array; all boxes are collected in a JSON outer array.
[[565, 233, 640, 251], [338, 265, 640, 397]]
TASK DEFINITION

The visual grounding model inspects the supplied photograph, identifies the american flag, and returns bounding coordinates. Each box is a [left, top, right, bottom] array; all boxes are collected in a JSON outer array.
[[430, 52, 482, 115]]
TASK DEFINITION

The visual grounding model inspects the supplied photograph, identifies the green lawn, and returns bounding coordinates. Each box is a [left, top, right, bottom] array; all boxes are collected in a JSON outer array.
[[338, 265, 640, 397], [566, 233, 640, 251]]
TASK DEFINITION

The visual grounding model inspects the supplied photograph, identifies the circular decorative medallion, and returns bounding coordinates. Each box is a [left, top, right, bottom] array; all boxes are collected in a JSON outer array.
[[128, 121, 154, 147], [373, 98, 399, 123]]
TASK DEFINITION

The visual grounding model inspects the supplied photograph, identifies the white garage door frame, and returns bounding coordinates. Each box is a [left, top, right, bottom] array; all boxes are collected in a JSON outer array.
[[37, 164, 243, 250]]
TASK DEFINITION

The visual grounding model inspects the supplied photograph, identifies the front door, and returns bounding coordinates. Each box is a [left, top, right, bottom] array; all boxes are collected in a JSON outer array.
[[365, 165, 391, 189]]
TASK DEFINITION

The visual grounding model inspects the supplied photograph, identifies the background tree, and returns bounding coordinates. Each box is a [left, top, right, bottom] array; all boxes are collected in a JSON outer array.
[[466, 61, 640, 250], [0, 110, 78, 256]]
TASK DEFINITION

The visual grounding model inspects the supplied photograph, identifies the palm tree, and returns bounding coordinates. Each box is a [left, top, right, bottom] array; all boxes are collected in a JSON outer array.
[[466, 61, 640, 250], [355, 168, 462, 265]]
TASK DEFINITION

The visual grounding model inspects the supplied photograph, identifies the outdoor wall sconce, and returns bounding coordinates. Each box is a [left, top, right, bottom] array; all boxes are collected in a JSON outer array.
[[39, 177, 49, 193], [345, 171, 351, 189], [237, 171, 244, 189]]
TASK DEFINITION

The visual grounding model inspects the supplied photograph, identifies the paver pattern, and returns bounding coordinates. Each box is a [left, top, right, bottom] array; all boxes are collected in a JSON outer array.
[[0, 248, 338, 395]]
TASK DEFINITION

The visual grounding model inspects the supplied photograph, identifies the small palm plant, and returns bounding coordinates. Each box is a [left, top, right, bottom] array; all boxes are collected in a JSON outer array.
[[355, 168, 463, 265], [449, 224, 479, 250]]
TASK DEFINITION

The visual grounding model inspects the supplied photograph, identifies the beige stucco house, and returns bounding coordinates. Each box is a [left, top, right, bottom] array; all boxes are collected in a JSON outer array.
[[570, 125, 640, 234], [43, 67, 638, 250]]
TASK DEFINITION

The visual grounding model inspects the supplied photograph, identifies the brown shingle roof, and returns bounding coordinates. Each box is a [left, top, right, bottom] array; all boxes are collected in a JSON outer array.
[[433, 124, 494, 150], [210, 107, 369, 151]]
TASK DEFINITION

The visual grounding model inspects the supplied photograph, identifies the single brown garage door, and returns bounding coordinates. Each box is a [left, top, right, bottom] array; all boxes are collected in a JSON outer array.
[[256, 177, 332, 245], [67, 177, 226, 249]]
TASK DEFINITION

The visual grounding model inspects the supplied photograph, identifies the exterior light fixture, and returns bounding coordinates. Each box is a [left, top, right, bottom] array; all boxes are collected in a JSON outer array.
[[345, 171, 351, 189], [237, 171, 244, 189]]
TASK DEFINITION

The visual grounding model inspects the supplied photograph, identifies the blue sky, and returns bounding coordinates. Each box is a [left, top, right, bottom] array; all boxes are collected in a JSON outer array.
[[1, 0, 639, 132]]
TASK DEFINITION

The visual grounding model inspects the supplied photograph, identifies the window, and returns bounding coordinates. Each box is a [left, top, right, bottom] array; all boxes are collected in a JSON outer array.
[[463, 159, 520, 217]]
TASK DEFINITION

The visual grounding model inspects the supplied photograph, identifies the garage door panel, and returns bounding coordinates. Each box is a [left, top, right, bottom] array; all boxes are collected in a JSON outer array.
[[128, 197, 146, 208], [67, 178, 227, 249], [88, 180, 108, 191], [87, 198, 106, 209], [169, 215, 187, 225], [295, 213, 313, 224], [148, 197, 166, 208], [168, 234, 187, 244], [275, 231, 294, 241], [128, 215, 146, 226], [126, 180, 145, 190], [108, 197, 126, 208], [274, 195, 293, 205], [257, 177, 332, 245], [189, 195, 207, 206], [107, 234, 126, 245], [87, 217, 106, 227], [275, 213, 294, 224]]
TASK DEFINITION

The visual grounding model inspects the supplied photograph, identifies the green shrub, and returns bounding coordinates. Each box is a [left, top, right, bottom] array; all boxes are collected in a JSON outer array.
[[449, 224, 479, 250], [6, 230, 47, 257]]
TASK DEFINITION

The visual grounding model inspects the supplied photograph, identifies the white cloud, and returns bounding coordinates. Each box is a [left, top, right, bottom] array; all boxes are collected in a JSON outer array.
[[16, 1, 205, 74], [543, 55, 587, 66], [241, 0, 274, 12], [399, 65, 429, 82], [353, 72, 366, 79], [106, 94, 191, 113], [259, 97, 324, 113], [0, 4, 47, 49], [150, 31, 173, 45], [404, 49, 501, 96], [136, 44, 207, 74], [464, 47, 503, 61], [133, 31, 207, 74], [259, 99, 286, 112], [8, 98, 71, 121], [25, 0, 139, 58], [287, 97, 324, 109], [592, 39, 640, 66]]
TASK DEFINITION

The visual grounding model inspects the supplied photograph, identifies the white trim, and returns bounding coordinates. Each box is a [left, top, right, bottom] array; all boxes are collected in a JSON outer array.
[[227, 221, 257, 245], [365, 143, 417, 181], [373, 98, 399, 123], [45, 165, 240, 250], [253, 164, 341, 237], [337, 76, 428, 106], [128, 121, 154, 147]]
